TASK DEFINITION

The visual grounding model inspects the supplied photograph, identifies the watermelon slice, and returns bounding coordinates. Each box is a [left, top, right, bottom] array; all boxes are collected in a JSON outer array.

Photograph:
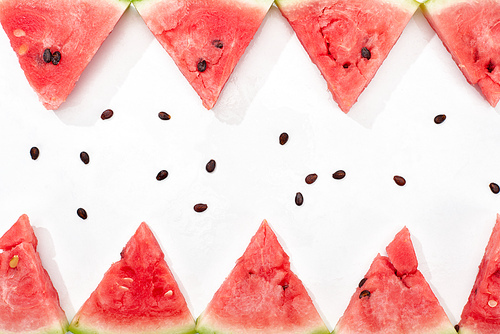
[[457, 214, 500, 334], [69, 222, 196, 334], [422, 0, 500, 107], [196, 220, 329, 334], [0, 214, 68, 334], [132, 0, 273, 109], [333, 227, 456, 334], [0, 0, 130, 110], [275, 0, 420, 113]]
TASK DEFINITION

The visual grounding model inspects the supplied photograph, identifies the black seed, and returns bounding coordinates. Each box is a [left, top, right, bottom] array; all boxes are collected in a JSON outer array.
[[279, 132, 289, 145], [487, 60, 495, 73], [343, 63, 350, 69], [206, 159, 216, 173], [490, 182, 500, 194], [393, 175, 406, 186], [454, 325, 460, 332], [305, 173, 318, 184], [332, 170, 346, 180], [43, 49, 52, 63], [434, 114, 446, 124], [361, 47, 371, 60], [197, 59, 207, 72], [80, 151, 90, 164], [101, 109, 114, 120], [212, 39, 223, 49], [156, 170, 168, 181], [194, 203, 208, 212], [359, 290, 371, 299], [282, 284, 289, 290], [158, 111, 171, 120], [358, 277, 367, 288], [30, 147, 39, 160], [295, 192, 304, 206], [51, 51, 61, 65], [77, 208, 88, 220]]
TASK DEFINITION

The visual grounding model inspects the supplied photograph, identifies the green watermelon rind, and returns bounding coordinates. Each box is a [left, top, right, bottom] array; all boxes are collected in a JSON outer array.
[[275, 0, 420, 14], [68, 321, 196, 334], [420, 0, 472, 13], [0, 325, 68, 334], [196, 322, 330, 334]]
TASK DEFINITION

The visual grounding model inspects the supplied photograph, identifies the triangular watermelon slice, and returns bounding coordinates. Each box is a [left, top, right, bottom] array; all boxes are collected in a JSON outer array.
[[0, 0, 130, 110], [457, 214, 500, 334], [275, 0, 420, 113], [0, 214, 68, 334], [132, 0, 274, 109], [333, 227, 456, 334], [69, 222, 196, 334], [196, 220, 330, 334], [422, 0, 500, 107]]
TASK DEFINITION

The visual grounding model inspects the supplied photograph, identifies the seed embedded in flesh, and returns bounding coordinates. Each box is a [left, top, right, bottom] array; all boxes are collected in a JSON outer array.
[[51, 51, 61, 65], [489, 300, 498, 307], [305, 173, 318, 184], [30, 146, 40, 160], [358, 277, 367, 288], [295, 192, 304, 206], [279, 132, 289, 145], [80, 151, 90, 164], [18, 44, 28, 56], [118, 285, 129, 291], [212, 39, 223, 49], [13, 29, 26, 37], [197, 59, 207, 72], [487, 61, 495, 73], [359, 290, 371, 298], [43, 48, 52, 63], [165, 290, 173, 296], [434, 114, 446, 124], [332, 170, 346, 180], [490, 182, 500, 194], [454, 325, 460, 332], [206, 159, 216, 173], [9, 255, 19, 268], [393, 175, 406, 186], [77, 208, 88, 220], [361, 47, 371, 60], [343, 63, 350, 69], [101, 109, 114, 120], [158, 111, 171, 120], [156, 170, 168, 181], [194, 203, 208, 212]]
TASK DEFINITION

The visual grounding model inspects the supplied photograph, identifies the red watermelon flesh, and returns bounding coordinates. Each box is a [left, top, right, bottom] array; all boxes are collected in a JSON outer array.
[[133, 0, 273, 110], [333, 227, 456, 334], [0, 215, 68, 334], [422, 0, 500, 107], [0, 0, 130, 110], [195, 220, 330, 334], [69, 222, 196, 334], [386, 226, 418, 276], [275, 0, 419, 113], [458, 214, 500, 334]]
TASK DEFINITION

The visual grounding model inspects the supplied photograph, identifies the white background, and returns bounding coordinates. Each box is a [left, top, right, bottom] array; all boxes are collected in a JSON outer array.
[[1, 4, 500, 331]]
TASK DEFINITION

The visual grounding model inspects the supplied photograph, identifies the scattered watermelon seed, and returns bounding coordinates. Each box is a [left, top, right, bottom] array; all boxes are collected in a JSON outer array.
[[358, 277, 367, 288], [279, 132, 289, 145], [212, 39, 223, 49], [359, 290, 371, 299], [454, 325, 460, 332], [490, 182, 500, 194], [393, 175, 406, 186], [156, 170, 168, 181], [295, 192, 304, 206], [158, 111, 171, 120], [332, 170, 346, 180], [434, 114, 446, 124], [51, 51, 61, 65], [9, 255, 19, 269], [30, 146, 39, 160], [194, 203, 208, 212], [488, 300, 498, 307], [361, 47, 371, 60], [305, 173, 318, 184], [206, 159, 216, 173], [101, 109, 114, 120], [197, 59, 207, 72], [43, 48, 52, 63], [80, 151, 90, 164], [77, 208, 88, 220]]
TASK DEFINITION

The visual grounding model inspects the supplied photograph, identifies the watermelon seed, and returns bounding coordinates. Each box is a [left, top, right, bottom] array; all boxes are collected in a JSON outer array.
[[490, 182, 500, 194], [361, 47, 371, 60], [281, 284, 289, 290], [43, 49, 52, 63], [197, 59, 207, 72], [30, 146, 39, 160], [123, 277, 133, 283], [194, 203, 208, 212], [434, 114, 446, 124], [158, 111, 171, 120], [343, 63, 350, 69], [358, 277, 367, 288], [488, 300, 498, 307], [51, 51, 61, 65], [18, 44, 28, 56], [454, 325, 459, 332], [305, 173, 318, 184], [80, 151, 90, 164], [393, 175, 406, 186], [156, 170, 168, 181], [359, 290, 371, 299], [118, 285, 129, 291], [101, 109, 114, 120], [487, 60, 495, 73], [9, 255, 19, 268], [212, 39, 223, 49], [332, 170, 346, 180], [279, 132, 289, 145], [77, 208, 88, 220], [295, 192, 304, 206], [206, 159, 216, 173], [13, 29, 25, 37], [165, 290, 173, 296]]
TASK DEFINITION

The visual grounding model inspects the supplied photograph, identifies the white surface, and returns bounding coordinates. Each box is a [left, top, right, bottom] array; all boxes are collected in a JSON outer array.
[[1, 4, 500, 330]]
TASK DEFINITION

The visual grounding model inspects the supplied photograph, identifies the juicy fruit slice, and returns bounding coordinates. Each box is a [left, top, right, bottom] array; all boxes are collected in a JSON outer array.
[[458, 214, 500, 334], [275, 0, 419, 113], [133, 0, 273, 109], [422, 0, 500, 107], [196, 220, 329, 334], [333, 227, 456, 334], [0, 0, 130, 110], [0, 214, 68, 334], [69, 222, 196, 334]]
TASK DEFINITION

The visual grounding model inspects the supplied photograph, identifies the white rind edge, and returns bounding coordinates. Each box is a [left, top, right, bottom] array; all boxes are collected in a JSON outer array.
[[276, 0, 420, 14]]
